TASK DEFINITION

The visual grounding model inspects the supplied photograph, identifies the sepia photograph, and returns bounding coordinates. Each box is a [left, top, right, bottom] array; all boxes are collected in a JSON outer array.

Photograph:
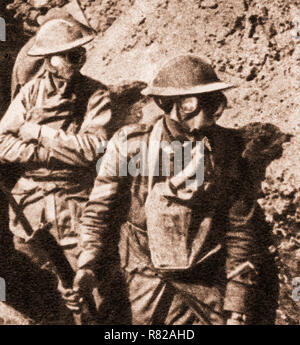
[[0, 0, 299, 329]]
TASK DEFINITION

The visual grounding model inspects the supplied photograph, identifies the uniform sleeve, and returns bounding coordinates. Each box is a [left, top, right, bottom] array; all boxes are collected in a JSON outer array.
[[21, 89, 113, 167], [77, 131, 128, 269], [223, 160, 259, 314], [0, 89, 49, 165]]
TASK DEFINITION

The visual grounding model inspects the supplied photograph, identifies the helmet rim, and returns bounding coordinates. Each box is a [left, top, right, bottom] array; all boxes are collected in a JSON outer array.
[[142, 54, 235, 97], [141, 81, 234, 96], [28, 35, 93, 56], [27, 18, 94, 57]]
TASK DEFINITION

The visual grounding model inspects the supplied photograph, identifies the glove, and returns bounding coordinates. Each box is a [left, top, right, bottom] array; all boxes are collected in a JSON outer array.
[[73, 268, 97, 295], [226, 312, 248, 325]]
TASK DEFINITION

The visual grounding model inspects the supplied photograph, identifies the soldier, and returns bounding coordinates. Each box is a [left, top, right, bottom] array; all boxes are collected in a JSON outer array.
[[10, 5, 94, 99], [74, 55, 262, 325], [0, 18, 115, 323]]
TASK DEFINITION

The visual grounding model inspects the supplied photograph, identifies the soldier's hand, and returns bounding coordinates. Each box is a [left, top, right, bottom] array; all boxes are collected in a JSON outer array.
[[226, 312, 247, 325], [27, 108, 48, 124], [19, 123, 41, 142], [57, 280, 82, 312], [73, 268, 97, 295]]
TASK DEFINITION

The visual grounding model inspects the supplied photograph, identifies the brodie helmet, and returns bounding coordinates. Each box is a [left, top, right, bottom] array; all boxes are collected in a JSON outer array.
[[142, 54, 234, 97], [28, 18, 94, 56]]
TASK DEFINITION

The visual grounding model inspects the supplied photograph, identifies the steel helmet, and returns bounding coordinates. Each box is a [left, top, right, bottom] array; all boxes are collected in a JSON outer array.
[[142, 55, 234, 97], [28, 18, 94, 56]]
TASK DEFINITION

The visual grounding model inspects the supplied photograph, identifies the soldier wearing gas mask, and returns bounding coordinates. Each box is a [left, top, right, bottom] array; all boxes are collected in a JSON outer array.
[[74, 55, 261, 325], [0, 18, 115, 323]]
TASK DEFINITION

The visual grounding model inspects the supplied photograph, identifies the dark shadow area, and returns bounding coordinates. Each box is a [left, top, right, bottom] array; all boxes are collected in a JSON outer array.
[[95, 177, 133, 325], [238, 122, 292, 324], [240, 122, 292, 183], [108, 81, 147, 128]]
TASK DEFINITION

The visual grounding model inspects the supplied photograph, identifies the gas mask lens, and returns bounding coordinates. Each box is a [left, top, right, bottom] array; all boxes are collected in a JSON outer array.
[[65, 48, 85, 65], [178, 96, 199, 114], [154, 97, 174, 113], [154, 96, 199, 114], [154, 92, 227, 122]]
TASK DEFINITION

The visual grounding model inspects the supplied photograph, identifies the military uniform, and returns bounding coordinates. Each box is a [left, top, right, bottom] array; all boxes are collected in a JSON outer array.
[[0, 65, 113, 321], [78, 116, 261, 325]]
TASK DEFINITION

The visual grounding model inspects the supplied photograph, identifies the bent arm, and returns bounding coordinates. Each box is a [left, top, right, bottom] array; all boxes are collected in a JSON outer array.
[[78, 133, 127, 269], [223, 162, 259, 315], [20, 89, 113, 167], [0, 90, 49, 165]]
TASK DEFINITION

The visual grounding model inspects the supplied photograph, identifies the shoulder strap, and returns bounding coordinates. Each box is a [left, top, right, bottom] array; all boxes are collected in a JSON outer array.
[[147, 118, 164, 194]]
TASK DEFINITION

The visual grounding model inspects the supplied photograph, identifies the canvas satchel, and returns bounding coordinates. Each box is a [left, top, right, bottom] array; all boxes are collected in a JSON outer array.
[[145, 120, 218, 272]]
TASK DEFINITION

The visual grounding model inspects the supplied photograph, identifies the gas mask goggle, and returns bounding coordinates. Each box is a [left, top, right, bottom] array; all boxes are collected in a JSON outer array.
[[154, 92, 227, 121], [63, 47, 86, 65], [49, 47, 86, 69]]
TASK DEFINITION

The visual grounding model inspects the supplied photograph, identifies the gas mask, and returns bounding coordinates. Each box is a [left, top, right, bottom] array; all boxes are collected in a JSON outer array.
[[154, 92, 227, 134], [47, 47, 86, 80]]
